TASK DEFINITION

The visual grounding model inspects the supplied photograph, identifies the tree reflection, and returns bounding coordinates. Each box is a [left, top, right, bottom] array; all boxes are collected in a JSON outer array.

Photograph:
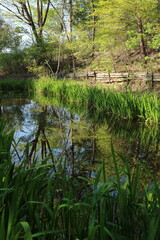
[[1, 95, 160, 179], [0, 97, 28, 126], [22, 105, 57, 172], [0, 106, 2, 116], [24, 106, 101, 179]]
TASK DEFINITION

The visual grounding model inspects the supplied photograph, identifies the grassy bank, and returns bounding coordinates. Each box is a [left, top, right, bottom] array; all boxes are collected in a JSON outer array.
[[1, 76, 160, 122], [0, 78, 34, 91], [0, 119, 160, 239], [33, 77, 160, 123]]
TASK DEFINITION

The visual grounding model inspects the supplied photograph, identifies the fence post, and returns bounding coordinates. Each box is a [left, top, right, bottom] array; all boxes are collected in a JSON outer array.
[[151, 71, 154, 88], [127, 72, 130, 85], [86, 70, 88, 80], [108, 72, 111, 83], [94, 71, 97, 82]]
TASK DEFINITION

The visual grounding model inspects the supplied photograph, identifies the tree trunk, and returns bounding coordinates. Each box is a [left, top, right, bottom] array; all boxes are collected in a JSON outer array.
[[68, 0, 73, 42], [138, 18, 147, 58], [68, 0, 76, 73], [91, 0, 96, 58]]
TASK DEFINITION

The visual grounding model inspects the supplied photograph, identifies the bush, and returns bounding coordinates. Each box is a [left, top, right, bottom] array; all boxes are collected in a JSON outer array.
[[0, 51, 27, 75]]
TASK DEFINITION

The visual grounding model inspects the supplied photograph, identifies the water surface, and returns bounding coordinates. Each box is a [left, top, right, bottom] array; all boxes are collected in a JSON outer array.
[[0, 93, 160, 179]]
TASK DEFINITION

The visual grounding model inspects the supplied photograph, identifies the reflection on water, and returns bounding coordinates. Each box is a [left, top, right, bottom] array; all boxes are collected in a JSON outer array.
[[0, 94, 160, 178]]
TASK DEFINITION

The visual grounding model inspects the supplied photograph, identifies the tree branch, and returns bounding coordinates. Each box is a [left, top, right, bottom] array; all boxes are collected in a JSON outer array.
[[50, 1, 70, 42], [42, 0, 50, 26], [0, 3, 28, 24], [26, 0, 33, 21]]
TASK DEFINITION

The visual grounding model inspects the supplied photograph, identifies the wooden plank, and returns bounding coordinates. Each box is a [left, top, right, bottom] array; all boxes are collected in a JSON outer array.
[[129, 72, 146, 77], [100, 79, 128, 83], [66, 73, 74, 78], [96, 73, 109, 77], [97, 78, 128, 82], [87, 71, 96, 77], [153, 73, 160, 78], [110, 73, 128, 78], [75, 72, 86, 77], [96, 77, 106, 79], [153, 79, 160, 82], [101, 80, 113, 83], [96, 79, 109, 81], [98, 80, 110, 83], [113, 78, 128, 82]]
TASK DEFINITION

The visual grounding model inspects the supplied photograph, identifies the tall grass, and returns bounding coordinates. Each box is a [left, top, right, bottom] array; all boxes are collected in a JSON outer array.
[[33, 77, 160, 123], [0, 78, 34, 91], [0, 119, 160, 239], [1, 76, 160, 122]]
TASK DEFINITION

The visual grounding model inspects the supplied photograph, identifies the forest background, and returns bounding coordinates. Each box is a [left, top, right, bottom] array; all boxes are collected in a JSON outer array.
[[0, 0, 160, 76]]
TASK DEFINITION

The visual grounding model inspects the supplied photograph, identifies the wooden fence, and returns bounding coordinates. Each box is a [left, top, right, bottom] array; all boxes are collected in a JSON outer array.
[[65, 71, 160, 85]]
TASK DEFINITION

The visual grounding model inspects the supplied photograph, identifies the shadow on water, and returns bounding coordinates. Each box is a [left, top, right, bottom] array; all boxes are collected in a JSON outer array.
[[0, 92, 160, 179]]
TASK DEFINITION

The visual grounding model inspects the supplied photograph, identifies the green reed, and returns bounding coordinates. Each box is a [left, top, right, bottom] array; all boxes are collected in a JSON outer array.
[[1, 76, 160, 122], [33, 77, 160, 123], [0, 119, 160, 239], [0, 78, 34, 91]]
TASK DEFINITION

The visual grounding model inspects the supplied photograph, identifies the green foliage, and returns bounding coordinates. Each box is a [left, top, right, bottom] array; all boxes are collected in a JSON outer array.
[[25, 43, 49, 64], [0, 119, 14, 162], [88, 0, 160, 69], [148, 34, 160, 50], [0, 51, 27, 75], [0, 18, 21, 52], [126, 31, 141, 50], [0, 78, 34, 91], [0, 0, 160, 72]]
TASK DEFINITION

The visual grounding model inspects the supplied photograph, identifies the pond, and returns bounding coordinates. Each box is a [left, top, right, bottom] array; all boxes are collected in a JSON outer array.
[[0, 92, 160, 180]]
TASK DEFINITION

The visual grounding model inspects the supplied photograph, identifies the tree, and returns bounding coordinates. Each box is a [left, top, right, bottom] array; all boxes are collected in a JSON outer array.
[[47, 0, 94, 72], [0, 17, 25, 75], [119, 0, 159, 57], [90, 0, 160, 70], [0, 0, 51, 45], [0, 17, 21, 52]]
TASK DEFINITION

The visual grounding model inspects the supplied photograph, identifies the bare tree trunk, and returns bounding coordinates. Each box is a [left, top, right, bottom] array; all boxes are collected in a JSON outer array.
[[91, 0, 96, 58], [55, 40, 61, 75], [68, 0, 73, 42], [138, 18, 147, 58], [68, 0, 76, 73]]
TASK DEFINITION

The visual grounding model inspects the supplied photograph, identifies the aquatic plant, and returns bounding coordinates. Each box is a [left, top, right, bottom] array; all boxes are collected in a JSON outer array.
[[0, 119, 160, 239], [1, 76, 160, 122], [0, 78, 34, 91], [33, 77, 160, 123]]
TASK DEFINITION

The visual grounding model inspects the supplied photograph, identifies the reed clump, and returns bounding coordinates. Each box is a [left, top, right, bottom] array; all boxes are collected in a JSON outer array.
[[0, 119, 160, 239], [1, 76, 160, 122], [33, 77, 160, 123], [0, 78, 34, 91]]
